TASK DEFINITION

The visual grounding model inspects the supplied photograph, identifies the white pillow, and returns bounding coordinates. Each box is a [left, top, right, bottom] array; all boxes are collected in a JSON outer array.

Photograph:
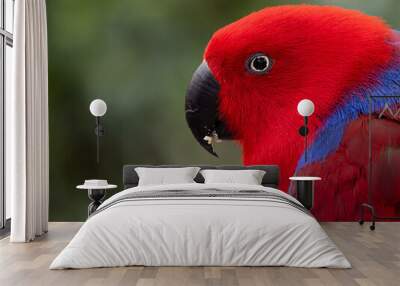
[[135, 167, 200, 186], [200, 169, 266, 185]]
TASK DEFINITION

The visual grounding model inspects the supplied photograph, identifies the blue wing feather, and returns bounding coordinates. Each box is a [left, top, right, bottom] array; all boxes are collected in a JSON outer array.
[[296, 41, 400, 171]]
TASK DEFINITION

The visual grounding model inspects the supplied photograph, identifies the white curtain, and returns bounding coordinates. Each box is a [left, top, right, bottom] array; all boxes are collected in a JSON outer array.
[[7, 0, 49, 242]]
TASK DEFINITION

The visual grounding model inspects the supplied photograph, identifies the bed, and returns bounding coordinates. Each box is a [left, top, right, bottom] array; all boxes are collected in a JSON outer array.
[[50, 165, 350, 269]]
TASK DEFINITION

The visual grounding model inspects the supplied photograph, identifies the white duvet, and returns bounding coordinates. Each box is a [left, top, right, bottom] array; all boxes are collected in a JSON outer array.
[[50, 183, 350, 269]]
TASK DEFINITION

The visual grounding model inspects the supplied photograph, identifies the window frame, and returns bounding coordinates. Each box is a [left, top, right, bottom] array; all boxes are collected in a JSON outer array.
[[0, 0, 13, 231]]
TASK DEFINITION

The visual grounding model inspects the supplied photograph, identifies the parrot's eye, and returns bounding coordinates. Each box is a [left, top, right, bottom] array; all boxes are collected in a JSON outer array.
[[246, 53, 272, 74]]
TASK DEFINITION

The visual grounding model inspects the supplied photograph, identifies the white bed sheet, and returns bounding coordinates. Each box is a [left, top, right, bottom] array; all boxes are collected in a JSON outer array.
[[50, 183, 350, 269]]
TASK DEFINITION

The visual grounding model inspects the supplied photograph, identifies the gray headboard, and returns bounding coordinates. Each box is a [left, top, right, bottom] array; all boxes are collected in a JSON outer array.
[[123, 165, 280, 189]]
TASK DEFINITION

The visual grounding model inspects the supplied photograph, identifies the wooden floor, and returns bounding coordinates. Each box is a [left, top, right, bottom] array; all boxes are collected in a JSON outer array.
[[0, 222, 399, 286]]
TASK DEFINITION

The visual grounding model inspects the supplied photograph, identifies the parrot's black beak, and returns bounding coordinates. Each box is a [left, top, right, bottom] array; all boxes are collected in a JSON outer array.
[[185, 61, 233, 157]]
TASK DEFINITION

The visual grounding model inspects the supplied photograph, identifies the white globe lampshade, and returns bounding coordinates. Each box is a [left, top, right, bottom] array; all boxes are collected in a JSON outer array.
[[297, 99, 315, 117], [89, 99, 107, 117]]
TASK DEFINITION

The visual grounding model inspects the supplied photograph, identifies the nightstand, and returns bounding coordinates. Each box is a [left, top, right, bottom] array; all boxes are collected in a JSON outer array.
[[77, 180, 117, 216], [289, 176, 321, 210]]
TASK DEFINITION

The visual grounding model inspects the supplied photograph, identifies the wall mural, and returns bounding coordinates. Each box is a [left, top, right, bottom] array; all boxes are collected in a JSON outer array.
[[48, 1, 400, 222], [185, 5, 400, 220]]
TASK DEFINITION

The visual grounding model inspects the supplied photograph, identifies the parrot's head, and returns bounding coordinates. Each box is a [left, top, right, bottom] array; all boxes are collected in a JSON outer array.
[[185, 5, 394, 162]]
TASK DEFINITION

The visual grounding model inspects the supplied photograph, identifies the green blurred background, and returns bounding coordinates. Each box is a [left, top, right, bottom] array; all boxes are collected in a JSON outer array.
[[47, 0, 400, 221]]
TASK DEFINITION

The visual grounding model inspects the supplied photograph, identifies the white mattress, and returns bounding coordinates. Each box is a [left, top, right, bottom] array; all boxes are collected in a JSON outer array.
[[50, 183, 350, 269]]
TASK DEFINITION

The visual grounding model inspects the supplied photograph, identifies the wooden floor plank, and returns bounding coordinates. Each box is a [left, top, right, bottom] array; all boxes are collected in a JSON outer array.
[[0, 222, 399, 286]]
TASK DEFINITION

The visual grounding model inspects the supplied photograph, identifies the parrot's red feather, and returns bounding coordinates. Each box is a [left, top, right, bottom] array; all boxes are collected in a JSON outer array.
[[297, 115, 400, 220], [205, 5, 394, 188], [203, 5, 400, 220]]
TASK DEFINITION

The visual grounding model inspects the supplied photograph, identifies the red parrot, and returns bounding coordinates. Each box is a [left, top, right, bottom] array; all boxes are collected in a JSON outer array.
[[185, 5, 400, 220]]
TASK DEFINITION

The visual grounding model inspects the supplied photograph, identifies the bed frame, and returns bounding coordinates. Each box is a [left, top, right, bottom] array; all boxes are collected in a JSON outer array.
[[123, 165, 280, 189]]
